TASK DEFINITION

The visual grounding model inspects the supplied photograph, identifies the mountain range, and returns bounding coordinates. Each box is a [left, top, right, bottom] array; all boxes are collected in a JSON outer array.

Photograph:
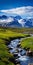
[[0, 15, 33, 28]]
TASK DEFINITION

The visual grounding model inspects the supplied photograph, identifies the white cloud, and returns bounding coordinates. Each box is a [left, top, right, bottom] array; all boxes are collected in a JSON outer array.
[[0, 17, 14, 23], [0, 6, 33, 18]]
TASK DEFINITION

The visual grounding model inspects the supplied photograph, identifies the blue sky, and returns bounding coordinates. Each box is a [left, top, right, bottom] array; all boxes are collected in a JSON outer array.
[[0, 0, 33, 18], [0, 0, 33, 9]]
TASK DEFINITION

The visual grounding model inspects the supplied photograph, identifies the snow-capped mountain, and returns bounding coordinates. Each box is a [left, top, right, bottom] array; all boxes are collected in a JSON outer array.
[[6, 18, 22, 27], [18, 19, 26, 27], [0, 15, 33, 28], [0, 15, 22, 27], [25, 18, 33, 27], [14, 15, 22, 20], [0, 15, 7, 19]]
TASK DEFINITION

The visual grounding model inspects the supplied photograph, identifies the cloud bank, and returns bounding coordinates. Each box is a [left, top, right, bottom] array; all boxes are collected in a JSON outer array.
[[0, 6, 33, 18], [0, 17, 14, 23]]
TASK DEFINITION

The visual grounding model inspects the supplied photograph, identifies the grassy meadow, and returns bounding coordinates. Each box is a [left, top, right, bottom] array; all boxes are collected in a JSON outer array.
[[20, 37, 33, 51], [0, 27, 33, 65]]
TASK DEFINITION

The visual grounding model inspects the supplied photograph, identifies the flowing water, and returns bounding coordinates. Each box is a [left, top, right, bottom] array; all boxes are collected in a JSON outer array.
[[8, 38, 33, 65]]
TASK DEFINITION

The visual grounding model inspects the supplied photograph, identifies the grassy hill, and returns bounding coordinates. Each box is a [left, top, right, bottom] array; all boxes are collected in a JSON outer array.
[[20, 37, 33, 51]]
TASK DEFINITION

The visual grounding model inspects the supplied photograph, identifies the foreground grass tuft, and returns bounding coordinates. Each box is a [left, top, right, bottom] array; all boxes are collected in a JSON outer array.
[[20, 37, 33, 51]]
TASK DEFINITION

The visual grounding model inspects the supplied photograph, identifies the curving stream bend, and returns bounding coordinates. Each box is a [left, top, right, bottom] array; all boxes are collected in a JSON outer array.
[[8, 35, 33, 65]]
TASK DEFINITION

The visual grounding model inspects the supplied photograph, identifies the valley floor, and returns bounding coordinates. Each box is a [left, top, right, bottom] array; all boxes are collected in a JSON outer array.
[[0, 27, 33, 65]]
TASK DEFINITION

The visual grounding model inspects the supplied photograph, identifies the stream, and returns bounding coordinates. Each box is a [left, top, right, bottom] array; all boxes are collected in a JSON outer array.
[[8, 36, 33, 65]]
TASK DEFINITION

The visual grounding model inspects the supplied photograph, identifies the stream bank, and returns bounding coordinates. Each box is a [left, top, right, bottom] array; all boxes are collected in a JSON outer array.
[[8, 36, 33, 65]]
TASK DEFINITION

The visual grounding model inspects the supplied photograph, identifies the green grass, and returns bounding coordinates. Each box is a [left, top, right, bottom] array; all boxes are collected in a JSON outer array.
[[0, 60, 14, 65], [0, 27, 30, 40], [0, 38, 14, 65], [20, 37, 33, 51]]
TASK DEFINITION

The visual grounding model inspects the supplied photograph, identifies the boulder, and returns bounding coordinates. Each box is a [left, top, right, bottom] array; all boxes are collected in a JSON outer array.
[[26, 50, 33, 56]]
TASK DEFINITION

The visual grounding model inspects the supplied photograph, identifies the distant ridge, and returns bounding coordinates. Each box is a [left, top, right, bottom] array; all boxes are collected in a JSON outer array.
[[0, 15, 33, 28]]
